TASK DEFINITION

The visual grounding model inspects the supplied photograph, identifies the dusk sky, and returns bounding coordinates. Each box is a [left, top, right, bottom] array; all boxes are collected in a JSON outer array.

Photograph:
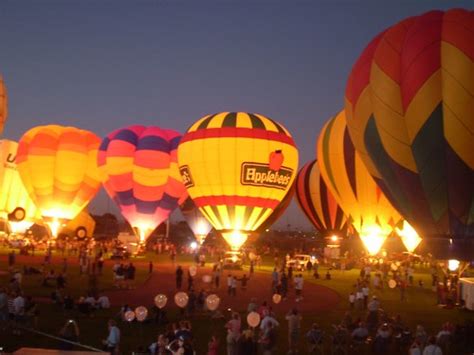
[[1, 0, 472, 229]]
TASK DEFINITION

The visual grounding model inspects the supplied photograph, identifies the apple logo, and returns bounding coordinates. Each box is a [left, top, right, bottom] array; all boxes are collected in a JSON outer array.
[[269, 150, 284, 171]]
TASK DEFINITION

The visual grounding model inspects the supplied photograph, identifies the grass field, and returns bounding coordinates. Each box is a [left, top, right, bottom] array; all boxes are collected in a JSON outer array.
[[1, 250, 474, 354]]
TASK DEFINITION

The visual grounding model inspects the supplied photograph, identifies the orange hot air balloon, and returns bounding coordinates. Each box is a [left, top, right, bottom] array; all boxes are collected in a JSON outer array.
[[345, 9, 474, 259], [317, 111, 401, 255], [178, 112, 298, 250], [17, 125, 102, 237], [0, 76, 7, 135]]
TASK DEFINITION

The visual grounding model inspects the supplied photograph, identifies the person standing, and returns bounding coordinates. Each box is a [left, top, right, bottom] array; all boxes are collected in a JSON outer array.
[[212, 265, 220, 289], [259, 321, 277, 354], [225, 312, 241, 355], [227, 274, 233, 296], [271, 268, 279, 293], [187, 270, 194, 291], [294, 274, 304, 302], [285, 308, 302, 354], [176, 266, 183, 290], [231, 276, 237, 296], [362, 283, 369, 309], [103, 319, 120, 354]]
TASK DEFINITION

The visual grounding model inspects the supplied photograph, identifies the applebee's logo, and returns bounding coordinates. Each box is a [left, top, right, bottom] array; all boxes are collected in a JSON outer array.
[[241, 162, 293, 190], [179, 165, 194, 188]]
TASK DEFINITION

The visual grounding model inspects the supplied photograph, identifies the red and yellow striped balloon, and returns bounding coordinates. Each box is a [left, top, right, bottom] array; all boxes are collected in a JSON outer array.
[[317, 111, 401, 255], [17, 125, 101, 236], [178, 112, 298, 250], [295, 160, 347, 237], [98, 126, 188, 243]]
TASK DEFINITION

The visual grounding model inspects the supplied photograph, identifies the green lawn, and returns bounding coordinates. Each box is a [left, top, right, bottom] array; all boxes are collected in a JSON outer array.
[[1, 251, 474, 354]]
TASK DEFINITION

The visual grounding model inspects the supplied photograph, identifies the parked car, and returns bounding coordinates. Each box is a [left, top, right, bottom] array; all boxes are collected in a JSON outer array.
[[111, 246, 130, 260], [223, 251, 243, 269], [287, 254, 316, 271]]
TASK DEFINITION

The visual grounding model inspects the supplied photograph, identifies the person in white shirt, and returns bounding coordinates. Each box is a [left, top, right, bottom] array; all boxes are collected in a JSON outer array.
[[356, 288, 364, 309], [362, 285, 369, 309], [294, 274, 304, 301], [349, 292, 355, 309], [422, 336, 442, 355], [260, 311, 279, 331], [97, 295, 110, 309], [103, 319, 120, 353], [84, 294, 96, 308], [13, 293, 25, 317]]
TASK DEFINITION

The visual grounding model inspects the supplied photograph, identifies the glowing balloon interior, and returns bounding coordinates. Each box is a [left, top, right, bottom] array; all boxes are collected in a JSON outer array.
[[0, 140, 41, 234], [16, 125, 102, 237], [396, 221, 422, 253], [317, 111, 401, 255], [178, 112, 298, 250]]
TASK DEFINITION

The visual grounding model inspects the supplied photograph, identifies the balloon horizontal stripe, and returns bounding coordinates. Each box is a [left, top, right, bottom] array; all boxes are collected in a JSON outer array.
[[192, 195, 280, 209], [180, 127, 296, 146]]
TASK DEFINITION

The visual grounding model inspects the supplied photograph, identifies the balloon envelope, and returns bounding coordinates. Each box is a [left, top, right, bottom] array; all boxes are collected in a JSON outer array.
[[178, 112, 298, 250], [0, 76, 7, 134], [180, 197, 212, 245], [247, 311, 261, 328], [295, 160, 347, 236], [154, 294, 168, 309], [205, 294, 220, 311], [98, 126, 188, 243], [345, 9, 474, 259], [135, 306, 148, 322], [174, 292, 189, 308], [0, 140, 41, 233], [317, 111, 401, 255], [17, 125, 101, 236]]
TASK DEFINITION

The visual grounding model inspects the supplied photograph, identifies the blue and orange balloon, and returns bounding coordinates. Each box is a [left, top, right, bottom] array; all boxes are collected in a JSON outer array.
[[98, 126, 188, 243]]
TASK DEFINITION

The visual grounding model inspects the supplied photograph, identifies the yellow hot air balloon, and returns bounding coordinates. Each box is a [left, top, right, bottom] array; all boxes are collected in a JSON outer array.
[[317, 111, 401, 255], [61, 210, 96, 239], [17, 125, 102, 237], [178, 112, 298, 250], [0, 140, 41, 234], [0, 76, 7, 135]]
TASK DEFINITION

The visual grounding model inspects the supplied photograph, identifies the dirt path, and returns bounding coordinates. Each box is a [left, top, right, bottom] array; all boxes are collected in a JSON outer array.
[[104, 264, 341, 313]]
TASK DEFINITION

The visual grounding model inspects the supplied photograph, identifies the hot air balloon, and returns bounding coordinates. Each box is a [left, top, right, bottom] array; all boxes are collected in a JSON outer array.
[[317, 111, 401, 255], [98, 126, 188, 243], [60, 210, 96, 239], [256, 183, 295, 234], [0, 76, 7, 135], [180, 197, 212, 245], [0, 140, 41, 234], [17, 125, 102, 237], [295, 160, 347, 237], [345, 9, 474, 259], [178, 112, 298, 250]]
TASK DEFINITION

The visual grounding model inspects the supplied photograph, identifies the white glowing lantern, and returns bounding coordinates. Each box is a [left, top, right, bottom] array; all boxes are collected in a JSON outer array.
[[448, 259, 460, 272], [359, 225, 387, 256], [396, 221, 422, 253]]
